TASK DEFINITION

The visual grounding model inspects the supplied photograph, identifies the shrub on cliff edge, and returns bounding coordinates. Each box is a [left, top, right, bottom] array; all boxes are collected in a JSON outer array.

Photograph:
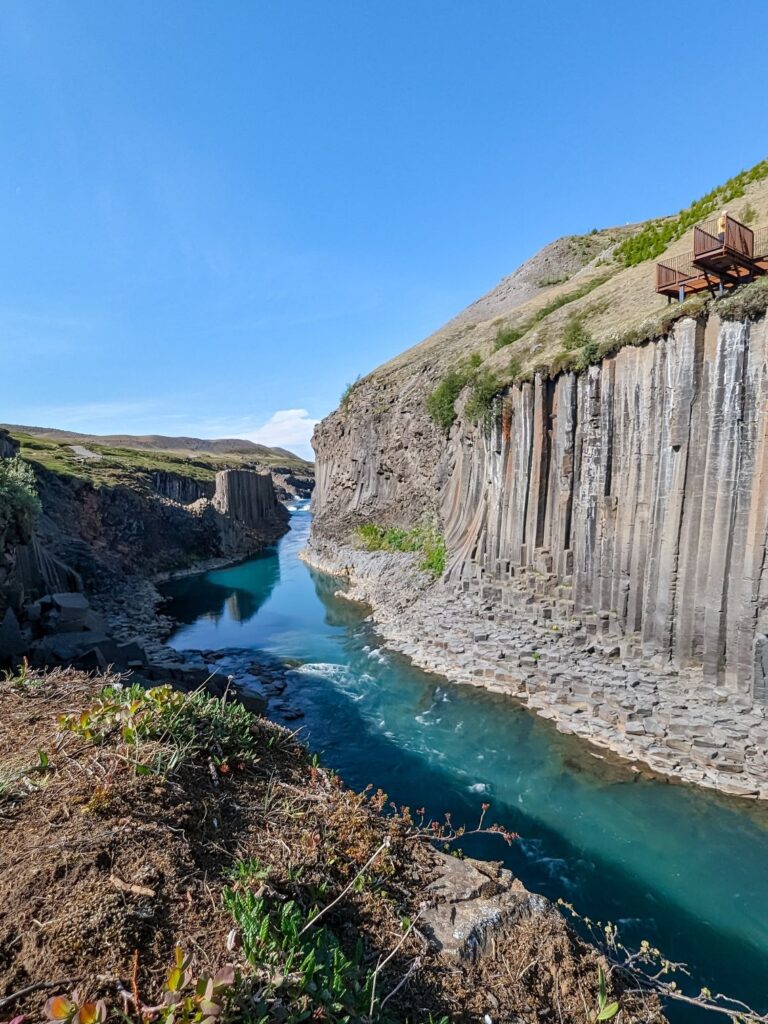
[[0, 455, 41, 545], [426, 362, 477, 431]]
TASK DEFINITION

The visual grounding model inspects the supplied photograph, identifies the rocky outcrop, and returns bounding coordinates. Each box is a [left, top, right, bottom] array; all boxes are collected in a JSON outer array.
[[150, 471, 214, 505], [310, 308, 768, 796], [213, 469, 289, 554], [0, 455, 290, 669], [314, 312, 768, 699], [214, 468, 286, 527], [0, 429, 17, 460]]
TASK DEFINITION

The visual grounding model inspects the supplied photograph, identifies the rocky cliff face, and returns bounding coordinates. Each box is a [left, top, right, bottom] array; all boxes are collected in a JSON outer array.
[[150, 471, 214, 505], [0, 455, 290, 668], [30, 465, 288, 584], [443, 314, 768, 695], [312, 309, 768, 700], [213, 468, 289, 554]]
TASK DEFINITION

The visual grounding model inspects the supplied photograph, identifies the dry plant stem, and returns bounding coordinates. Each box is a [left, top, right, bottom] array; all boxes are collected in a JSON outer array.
[[629, 986, 768, 1022], [0, 978, 81, 1010], [379, 957, 421, 1013], [368, 909, 425, 1016], [297, 837, 390, 937]]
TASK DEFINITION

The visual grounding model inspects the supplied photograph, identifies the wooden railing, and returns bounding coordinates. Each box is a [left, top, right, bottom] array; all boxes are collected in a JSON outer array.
[[656, 253, 698, 291], [727, 217, 754, 257], [695, 215, 754, 258], [753, 226, 768, 259]]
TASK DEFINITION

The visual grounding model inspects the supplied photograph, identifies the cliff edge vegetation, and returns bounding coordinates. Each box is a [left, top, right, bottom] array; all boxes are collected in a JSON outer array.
[[0, 667, 670, 1024]]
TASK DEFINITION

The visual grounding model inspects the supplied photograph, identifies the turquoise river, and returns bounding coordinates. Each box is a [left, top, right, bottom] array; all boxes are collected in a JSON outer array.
[[162, 505, 768, 1020]]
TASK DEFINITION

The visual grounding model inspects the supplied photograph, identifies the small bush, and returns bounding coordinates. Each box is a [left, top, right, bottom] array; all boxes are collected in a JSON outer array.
[[0, 456, 41, 545], [465, 367, 502, 425], [493, 325, 524, 351], [741, 202, 757, 224], [340, 375, 362, 412], [577, 339, 601, 370], [426, 369, 469, 431], [562, 316, 592, 351], [426, 355, 483, 431]]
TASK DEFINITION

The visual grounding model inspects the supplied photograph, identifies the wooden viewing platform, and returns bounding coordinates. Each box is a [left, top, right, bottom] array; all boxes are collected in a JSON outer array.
[[656, 214, 768, 300]]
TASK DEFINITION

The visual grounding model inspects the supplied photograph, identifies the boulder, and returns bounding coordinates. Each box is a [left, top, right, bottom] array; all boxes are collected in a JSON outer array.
[[51, 592, 90, 621], [33, 631, 111, 667], [0, 608, 25, 664], [235, 687, 268, 715], [421, 852, 551, 962]]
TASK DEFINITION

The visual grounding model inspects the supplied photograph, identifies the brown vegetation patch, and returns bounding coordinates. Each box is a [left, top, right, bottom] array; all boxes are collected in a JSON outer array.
[[0, 669, 662, 1023]]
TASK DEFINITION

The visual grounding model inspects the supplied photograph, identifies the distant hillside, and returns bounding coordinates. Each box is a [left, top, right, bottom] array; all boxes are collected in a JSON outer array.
[[347, 158, 768, 398], [3, 425, 312, 471]]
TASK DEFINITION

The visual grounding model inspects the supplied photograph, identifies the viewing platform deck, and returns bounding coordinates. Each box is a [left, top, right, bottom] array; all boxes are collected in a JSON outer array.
[[656, 215, 768, 300]]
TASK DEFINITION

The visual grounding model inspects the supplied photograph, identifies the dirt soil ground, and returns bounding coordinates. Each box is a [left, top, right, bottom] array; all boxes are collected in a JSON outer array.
[[0, 668, 664, 1023]]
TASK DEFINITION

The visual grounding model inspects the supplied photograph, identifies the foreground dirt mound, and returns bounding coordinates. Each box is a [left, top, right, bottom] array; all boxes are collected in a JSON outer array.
[[0, 668, 662, 1023]]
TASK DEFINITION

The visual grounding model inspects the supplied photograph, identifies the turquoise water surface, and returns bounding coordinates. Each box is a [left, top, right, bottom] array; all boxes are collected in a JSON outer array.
[[162, 506, 768, 1019]]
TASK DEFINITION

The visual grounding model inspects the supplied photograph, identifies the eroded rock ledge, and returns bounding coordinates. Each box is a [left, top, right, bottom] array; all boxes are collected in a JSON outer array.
[[302, 538, 768, 799]]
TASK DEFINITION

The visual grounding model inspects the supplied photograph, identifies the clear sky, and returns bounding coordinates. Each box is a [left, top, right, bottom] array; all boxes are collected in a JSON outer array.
[[2, 1, 767, 458]]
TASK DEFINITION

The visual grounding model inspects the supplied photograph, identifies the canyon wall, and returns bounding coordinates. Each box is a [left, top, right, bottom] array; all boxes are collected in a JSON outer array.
[[312, 312, 768, 698], [213, 468, 289, 554]]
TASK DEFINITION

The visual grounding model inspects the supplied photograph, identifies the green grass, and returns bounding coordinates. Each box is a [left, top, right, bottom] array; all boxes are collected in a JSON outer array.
[[614, 158, 768, 267], [357, 522, 446, 578], [58, 683, 262, 775], [223, 888, 376, 1023], [10, 431, 273, 489], [716, 277, 768, 322], [523, 272, 613, 327]]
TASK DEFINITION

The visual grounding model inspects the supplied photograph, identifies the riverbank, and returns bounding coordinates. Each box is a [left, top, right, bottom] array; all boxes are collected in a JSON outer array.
[[92, 547, 288, 668], [301, 537, 768, 802]]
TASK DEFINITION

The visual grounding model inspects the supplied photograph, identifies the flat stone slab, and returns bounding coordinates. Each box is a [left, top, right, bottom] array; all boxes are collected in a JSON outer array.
[[51, 592, 90, 620], [422, 852, 550, 962], [69, 444, 102, 460]]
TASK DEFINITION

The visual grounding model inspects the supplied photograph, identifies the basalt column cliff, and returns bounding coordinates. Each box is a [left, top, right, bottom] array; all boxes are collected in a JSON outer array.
[[307, 167, 768, 797]]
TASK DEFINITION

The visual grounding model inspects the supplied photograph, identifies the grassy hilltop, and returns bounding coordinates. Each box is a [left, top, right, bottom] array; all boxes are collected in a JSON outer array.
[[342, 159, 768, 430], [4, 426, 313, 491]]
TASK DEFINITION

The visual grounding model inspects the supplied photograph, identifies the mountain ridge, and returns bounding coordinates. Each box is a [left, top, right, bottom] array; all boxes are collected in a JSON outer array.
[[3, 424, 312, 469]]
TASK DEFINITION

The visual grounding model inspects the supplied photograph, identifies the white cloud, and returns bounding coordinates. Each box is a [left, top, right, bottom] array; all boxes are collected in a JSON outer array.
[[241, 409, 319, 460]]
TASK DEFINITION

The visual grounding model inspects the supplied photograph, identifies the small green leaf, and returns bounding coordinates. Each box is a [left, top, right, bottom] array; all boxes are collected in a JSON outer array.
[[596, 1001, 619, 1021]]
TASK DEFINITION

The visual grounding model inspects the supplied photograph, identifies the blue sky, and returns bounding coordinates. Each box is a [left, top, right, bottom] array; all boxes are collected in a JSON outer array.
[[2, 2, 767, 459]]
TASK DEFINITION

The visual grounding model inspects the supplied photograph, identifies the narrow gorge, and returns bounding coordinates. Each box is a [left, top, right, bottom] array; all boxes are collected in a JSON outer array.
[[0, 427, 311, 676]]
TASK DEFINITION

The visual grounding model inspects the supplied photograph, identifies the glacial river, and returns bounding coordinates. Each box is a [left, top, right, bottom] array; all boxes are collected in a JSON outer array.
[[162, 505, 768, 1020]]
